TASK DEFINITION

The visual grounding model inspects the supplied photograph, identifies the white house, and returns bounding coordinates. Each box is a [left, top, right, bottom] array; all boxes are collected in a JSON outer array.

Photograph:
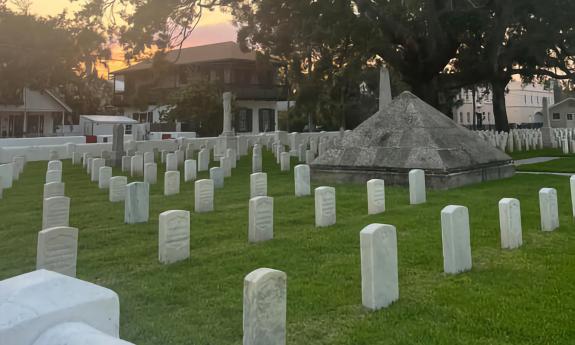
[[453, 80, 555, 128], [0, 88, 73, 138]]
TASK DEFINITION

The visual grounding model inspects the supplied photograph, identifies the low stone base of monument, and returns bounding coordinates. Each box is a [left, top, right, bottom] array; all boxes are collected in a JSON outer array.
[[217, 135, 238, 158], [311, 162, 515, 190], [110, 151, 123, 168]]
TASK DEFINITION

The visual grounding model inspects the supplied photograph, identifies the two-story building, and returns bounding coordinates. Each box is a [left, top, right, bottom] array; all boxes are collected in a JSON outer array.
[[112, 41, 288, 134], [453, 80, 555, 128]]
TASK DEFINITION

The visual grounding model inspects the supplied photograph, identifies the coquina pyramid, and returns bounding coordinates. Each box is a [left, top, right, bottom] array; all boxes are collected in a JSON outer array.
[[310, 91, 514, 189]]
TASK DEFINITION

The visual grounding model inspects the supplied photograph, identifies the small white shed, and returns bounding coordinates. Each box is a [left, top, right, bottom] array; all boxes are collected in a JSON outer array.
[[79, 115, 139, 136]]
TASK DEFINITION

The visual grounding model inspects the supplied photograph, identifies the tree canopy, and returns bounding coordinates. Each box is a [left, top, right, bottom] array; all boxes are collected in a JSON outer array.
[[81, 0, 575, 131], [0, 4, 112, 113]]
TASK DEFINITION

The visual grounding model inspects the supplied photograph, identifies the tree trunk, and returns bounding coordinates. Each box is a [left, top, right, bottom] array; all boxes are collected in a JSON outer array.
[[339, 85, 346, 131], [472, 87, 477, 130], [491, 79, 510, 132]]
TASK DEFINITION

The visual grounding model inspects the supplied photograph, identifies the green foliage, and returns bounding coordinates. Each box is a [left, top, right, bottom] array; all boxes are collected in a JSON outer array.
[[165, 81, 226, 137], [80, 0, 575, 131], [2, 152, 575, 344], [0, 6, 112, 113]]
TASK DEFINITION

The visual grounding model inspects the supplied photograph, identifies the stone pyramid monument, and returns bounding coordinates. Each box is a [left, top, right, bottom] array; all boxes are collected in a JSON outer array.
[[310, 91, 514, 189]]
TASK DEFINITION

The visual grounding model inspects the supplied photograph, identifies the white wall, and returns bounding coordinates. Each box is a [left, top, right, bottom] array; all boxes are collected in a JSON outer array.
[[0, 136, 85, 147]]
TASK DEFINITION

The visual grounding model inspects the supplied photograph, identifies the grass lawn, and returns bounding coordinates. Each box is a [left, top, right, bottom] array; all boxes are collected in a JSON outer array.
[[516, 157, 575, 173], [2, 152, 575, 345], [508, 148, 569, 160]]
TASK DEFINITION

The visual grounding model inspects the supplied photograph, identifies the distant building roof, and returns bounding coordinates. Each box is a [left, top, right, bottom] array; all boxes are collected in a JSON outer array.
[[80, 115, 139, 124], [0, 88, 72, 113], [113, 41, 261, 75], [549, 97, 575, 111]]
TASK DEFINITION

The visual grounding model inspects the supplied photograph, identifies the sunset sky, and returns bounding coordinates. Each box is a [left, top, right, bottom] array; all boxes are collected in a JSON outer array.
[[14, 0, 238, 75]]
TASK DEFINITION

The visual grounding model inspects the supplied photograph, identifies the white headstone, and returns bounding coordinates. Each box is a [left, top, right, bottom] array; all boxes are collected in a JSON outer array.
[[47, 160, 62, 171], [0, 163, 14, 189], [159, 210, 190, 264], [82, 153, 91, 168], [360, 223, 398, 310], [252, 150, 262, 173], [45, 169, 62, 184], [130, 155, 144, 177], [220, 157, 232, 177], [298, 144, 306, 162], [90, 158, 105, 182], [198, 149, 210, 172], [42, 196, 70, 230], [0, 270, 121, 345], [36, 226, 78, 277], [144, 162, 157, 185], [195, 179, 214, 213], [176, 150, 185, 167], [86, 157, 93, 174], [210, 167, 225, 189], [280, 152, 290, 172], [32, 322, 134, 345], [441, 205, 472, 274], [121, 156, 131, 173], [315, 186, 336, 227], [49, 150, 59, 160], [250, 173, 267, 198], [72, 152, 82, 165], [367, 179, 385, 215], [249, 196, 274, 243], [144, 151, 155, 164], [109, 176, 128, 203], [98, 167, 113, 189], [13, 156, 25, 174], [571, 176, 575, 220], [499, 198, 523, 249], [305, 150, 314, 164], [294, 164, 310, 197], [125, 182, 149, 224], [164, 171, 181, 196], [243, 268, 287, 345], [184, 159, 197, 182], [409, 169, 426, 205], [226, 148, 237, 168], [166, 153, 178, 171], [11, 159, 20, 181], [539, 188, 559, 231], [44, 182, 65, 199]]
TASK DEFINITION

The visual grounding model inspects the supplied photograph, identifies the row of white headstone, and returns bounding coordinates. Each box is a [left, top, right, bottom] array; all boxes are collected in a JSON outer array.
[[239, 183, 572, 345], [476, 128, 575, 153], [0, 155, 26, 199]]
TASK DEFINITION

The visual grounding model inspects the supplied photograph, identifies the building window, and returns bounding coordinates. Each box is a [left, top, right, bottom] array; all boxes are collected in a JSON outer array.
[[459, 112, 463, 123], [236, 108, 253, 132], [259, 109, 275, 132], [552, 113, 561, 120], [125, 125, 132, 134], [568, 113, 574, 121], [487, 112, 491, 122], [467, 112, 470, 123], [524, 95, 527, 104], [465, 91, 469, 101], [132, 112, 149, 123]]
